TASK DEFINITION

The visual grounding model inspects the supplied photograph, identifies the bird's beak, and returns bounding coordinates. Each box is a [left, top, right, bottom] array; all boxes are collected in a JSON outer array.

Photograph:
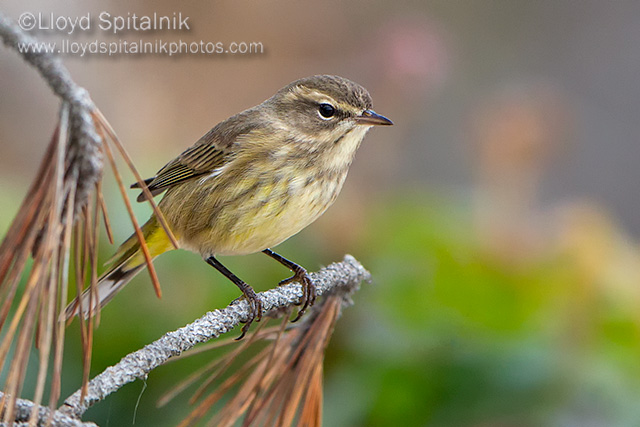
[[355, 109, 393, 126]]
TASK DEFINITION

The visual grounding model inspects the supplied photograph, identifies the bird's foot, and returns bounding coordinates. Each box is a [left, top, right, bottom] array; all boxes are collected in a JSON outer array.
[[234, 287, 262, 340], [279, 268, 316, 322]]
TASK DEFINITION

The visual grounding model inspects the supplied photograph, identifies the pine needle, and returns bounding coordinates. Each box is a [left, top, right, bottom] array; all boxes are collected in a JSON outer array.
[[92, 109, 179, 250], [99, 128, 162, 299], [172, 296, 343, 427]]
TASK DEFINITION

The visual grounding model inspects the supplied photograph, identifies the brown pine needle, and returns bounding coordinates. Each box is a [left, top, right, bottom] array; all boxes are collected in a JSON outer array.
[[0, 224, 41, 331], [298, 363, 323, 427], [157, 325, 285, 408], [178, 350, 269, 427], [80, 206, 91, 288], [29, 244, 59, 427], [48, 177, 77, 418], [157, 357, 223, 409], [0, 128, 57, 283], [241, 310, 292, 423], [172, 296, 342, 427], [0, 131, 59, 420], [28, 105, 69, 427], [73, 223, 89, 341], [0, 137, 56, 331], [99, 131, 162, 299], [81, 190, 101, 402], [224, 325, 295, 427], [92, 109, 179, 250], [3, 289, 39, 424], [0, 231, 48, 381], [96, 181, 114, 245], [189, 320, 268, 405], [3, 150, 63, 424]]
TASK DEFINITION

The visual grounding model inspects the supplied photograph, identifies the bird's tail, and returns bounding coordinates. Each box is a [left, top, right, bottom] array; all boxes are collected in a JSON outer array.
[[64, 215, 175, 320]]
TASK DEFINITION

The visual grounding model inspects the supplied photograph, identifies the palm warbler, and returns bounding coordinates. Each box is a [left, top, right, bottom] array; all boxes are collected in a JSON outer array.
[[66, 75, 392, 336]]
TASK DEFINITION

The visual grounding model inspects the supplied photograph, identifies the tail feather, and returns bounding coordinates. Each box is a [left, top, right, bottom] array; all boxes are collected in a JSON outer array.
[[64, 215, 175, 320], [64, 263, 145, 320]]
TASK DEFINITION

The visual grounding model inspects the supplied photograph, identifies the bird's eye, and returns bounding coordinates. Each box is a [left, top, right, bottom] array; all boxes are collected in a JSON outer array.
[[318, 103, 336, 119]]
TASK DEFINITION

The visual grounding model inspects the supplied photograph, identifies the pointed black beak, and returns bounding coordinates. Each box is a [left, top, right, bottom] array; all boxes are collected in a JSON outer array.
[[355, 109, 393, 126]]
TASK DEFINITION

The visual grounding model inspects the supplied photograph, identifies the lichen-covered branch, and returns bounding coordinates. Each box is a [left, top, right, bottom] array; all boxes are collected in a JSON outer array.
[[0, 11, 101, 213], [59, 255, 370, 420], [0, 393, 97, 427]]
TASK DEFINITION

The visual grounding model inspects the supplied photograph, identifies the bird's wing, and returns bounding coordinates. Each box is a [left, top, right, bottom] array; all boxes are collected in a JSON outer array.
[[131, 108, 264, 202], [131, 135, 233, 202]]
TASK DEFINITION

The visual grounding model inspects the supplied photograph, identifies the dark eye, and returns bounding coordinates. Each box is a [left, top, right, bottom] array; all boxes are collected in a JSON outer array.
[[318, 103, 336, 119]]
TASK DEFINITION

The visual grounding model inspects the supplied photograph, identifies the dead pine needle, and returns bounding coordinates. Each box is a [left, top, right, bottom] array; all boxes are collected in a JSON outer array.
[[173, 296, 344, 427]]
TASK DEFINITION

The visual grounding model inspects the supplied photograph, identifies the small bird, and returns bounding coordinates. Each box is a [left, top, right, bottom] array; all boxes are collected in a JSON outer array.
[[65, 75, 392, 337]]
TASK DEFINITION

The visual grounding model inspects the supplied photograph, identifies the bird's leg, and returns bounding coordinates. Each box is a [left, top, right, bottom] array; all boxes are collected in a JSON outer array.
[[205, 256, 262, 340], [262, 248, 316, 322]]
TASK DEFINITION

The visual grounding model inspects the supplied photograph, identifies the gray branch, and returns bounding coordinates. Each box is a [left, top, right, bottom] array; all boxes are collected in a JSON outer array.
[[0, 394, 97, 427], [0, 11, 102, 214], [0, 12, 81, 102], [59, 255, 371, 420]]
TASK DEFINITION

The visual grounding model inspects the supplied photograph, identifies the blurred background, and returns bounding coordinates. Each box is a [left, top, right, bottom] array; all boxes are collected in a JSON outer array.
[[3, 1, 640, 425]]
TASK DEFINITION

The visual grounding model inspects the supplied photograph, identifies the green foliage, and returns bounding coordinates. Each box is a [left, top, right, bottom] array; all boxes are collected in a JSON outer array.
[[322, 193, 640, 426]]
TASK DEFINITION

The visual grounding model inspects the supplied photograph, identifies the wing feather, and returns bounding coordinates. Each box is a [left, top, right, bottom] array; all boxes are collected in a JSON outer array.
[[131, 108, 263, 202], [132, 144, 229, 202]]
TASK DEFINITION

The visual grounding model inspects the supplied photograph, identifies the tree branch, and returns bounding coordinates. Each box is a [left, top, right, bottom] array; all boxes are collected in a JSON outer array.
[[0, 11, 101, 213], [0, 394, 97, 427], [59, 255, 371, 420]]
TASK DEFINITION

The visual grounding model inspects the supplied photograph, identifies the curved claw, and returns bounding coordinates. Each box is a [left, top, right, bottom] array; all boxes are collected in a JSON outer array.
[[278, 275, 296, 287], [261, 249, 317, 324], [234, 289, 262, 340], [281, 270, 317, 323]]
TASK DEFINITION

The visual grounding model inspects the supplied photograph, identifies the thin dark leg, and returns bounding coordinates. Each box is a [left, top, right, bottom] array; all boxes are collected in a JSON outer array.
[[205, 256, 262, 340], [262, 248, 316, 322]]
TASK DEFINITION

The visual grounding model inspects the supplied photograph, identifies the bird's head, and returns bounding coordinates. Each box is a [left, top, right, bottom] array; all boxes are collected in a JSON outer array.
[[266, 75, 392, 150]]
